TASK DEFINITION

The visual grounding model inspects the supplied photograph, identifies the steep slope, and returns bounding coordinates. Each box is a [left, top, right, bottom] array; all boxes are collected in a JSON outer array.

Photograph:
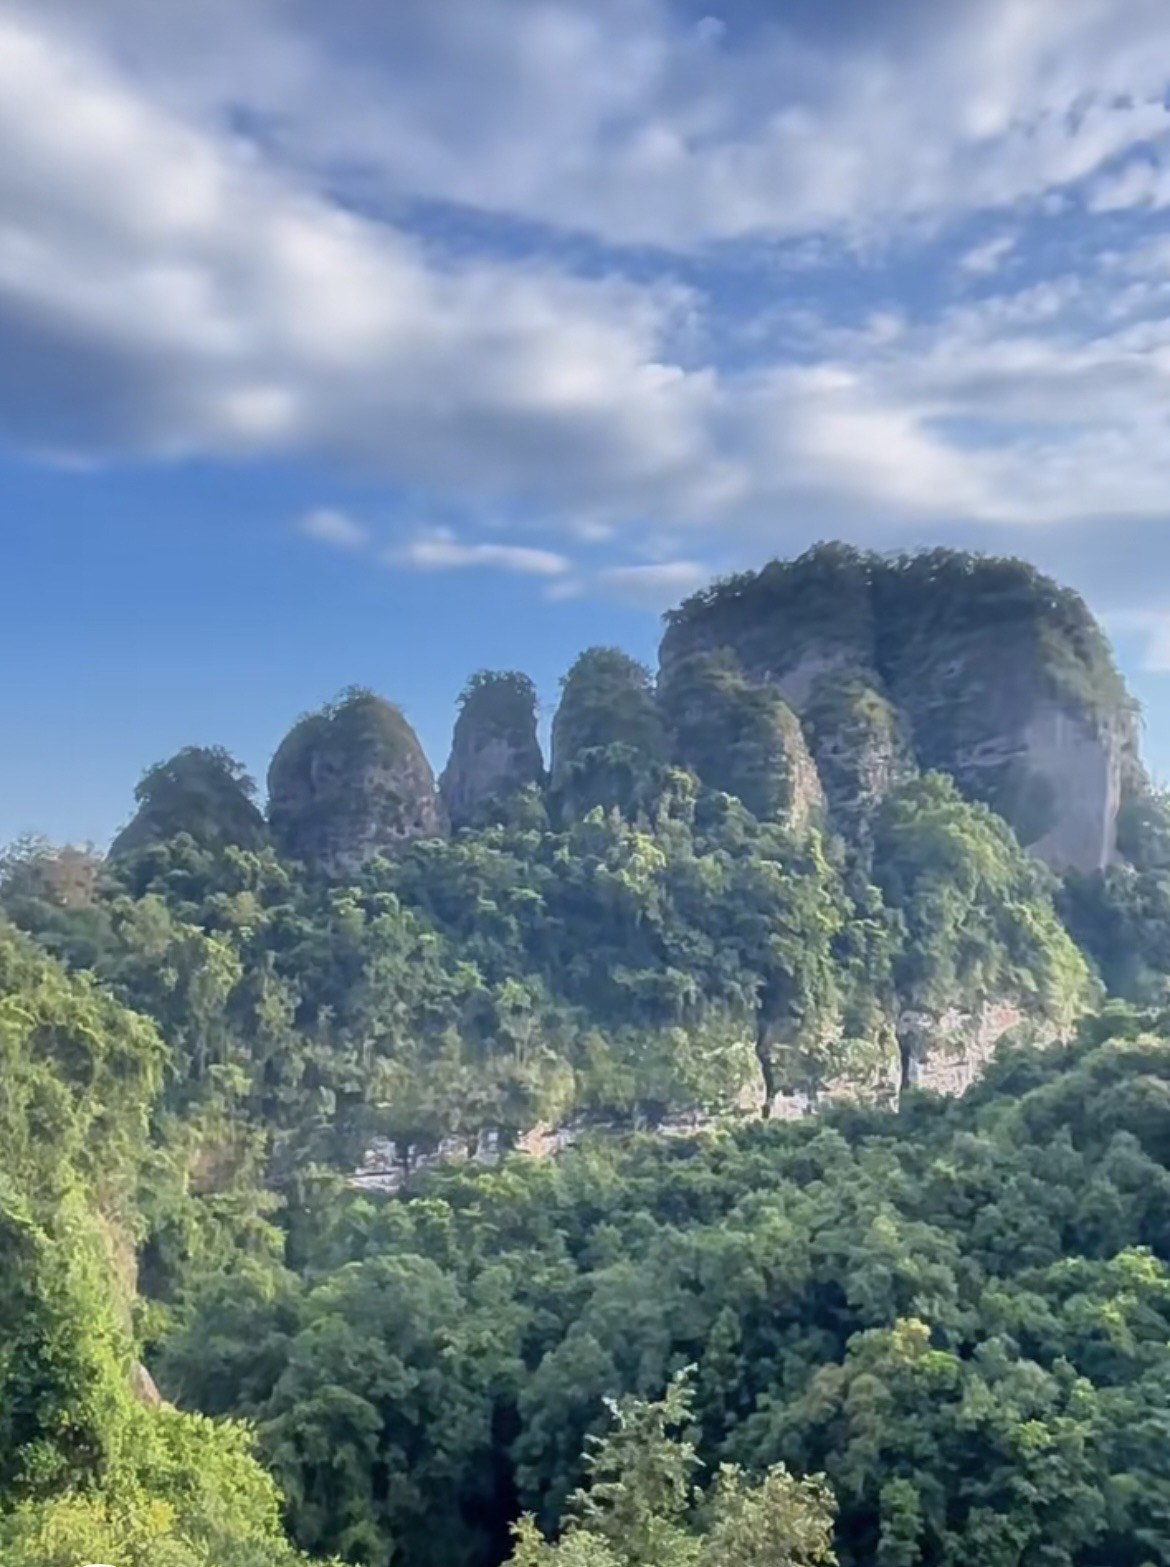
[[660, 649, 824, 831], [550, 647, 667, 819], [799, 672, 914, 840]]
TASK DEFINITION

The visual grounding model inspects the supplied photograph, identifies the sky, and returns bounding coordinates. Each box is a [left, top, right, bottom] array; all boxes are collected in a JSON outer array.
[[5, 0, 1170, 844]]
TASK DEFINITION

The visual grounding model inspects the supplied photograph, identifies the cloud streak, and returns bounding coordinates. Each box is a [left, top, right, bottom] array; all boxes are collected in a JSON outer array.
[[391, 533, 572, 577]]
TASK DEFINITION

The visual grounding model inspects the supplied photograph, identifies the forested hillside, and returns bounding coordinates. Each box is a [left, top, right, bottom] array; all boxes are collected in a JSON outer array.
[[6, 545, 1170, 1566]]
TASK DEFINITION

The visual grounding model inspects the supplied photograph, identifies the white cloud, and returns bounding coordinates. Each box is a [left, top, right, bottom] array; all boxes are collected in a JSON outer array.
[[1089, 157, 1170, 212], [30, 0, 1170, 249], [6, 0, 1170, 609], [391, 533, 572, 577], [958, 234, 1017, 276], [299, 507, 368, 550], [0, 8, 719, 512]]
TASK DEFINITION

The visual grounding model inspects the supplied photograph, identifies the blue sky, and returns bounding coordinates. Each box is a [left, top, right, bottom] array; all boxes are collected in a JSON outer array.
[[5, 0, 1170, 844]]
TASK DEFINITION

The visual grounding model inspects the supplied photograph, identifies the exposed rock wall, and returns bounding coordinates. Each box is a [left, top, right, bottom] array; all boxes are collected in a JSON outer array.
[[661, 546, 1136, 870], [801, 673, 914, 839], [353, 1003, 1040, 1188], [1015, 706, 1122, 873], [882, 616, 1129, 871], [897, 1000, 1026, 1097]]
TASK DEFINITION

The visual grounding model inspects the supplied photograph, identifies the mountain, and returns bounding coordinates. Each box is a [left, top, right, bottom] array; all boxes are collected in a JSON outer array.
[[60, 545, 1170, 1151], [7, 543, 1170, 1567], [661, 545, 1137, 871]]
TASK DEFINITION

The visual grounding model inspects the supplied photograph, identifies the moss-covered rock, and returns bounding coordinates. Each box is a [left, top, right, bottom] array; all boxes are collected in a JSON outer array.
[[801, 673, 914, 841], [440, 671, 545, 830], [550, 648, 667, 819], [663, 545, 1138, 871], [109, 747, 267, 859], [660, 649, 824, 829], [661, 542, 874, 710], [871, 551, 1136, 869], [267, 689, 442, 874]]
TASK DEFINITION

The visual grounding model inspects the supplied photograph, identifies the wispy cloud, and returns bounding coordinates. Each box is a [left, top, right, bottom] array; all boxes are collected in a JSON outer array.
[[299, 507, 368, 550], [958, 234, 1016, 276], [390, 532, 572, 577], [599, 560, 712, 604], [37, 0, 1170, 248]]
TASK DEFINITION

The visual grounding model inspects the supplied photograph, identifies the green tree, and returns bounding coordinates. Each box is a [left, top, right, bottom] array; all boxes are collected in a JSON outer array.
[[508, 1375, 836, 1567], [110, 747, 268, 860]]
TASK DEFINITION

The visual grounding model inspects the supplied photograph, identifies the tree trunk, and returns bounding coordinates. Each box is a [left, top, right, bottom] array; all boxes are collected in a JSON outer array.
[[755, 1020, 777, 1119]]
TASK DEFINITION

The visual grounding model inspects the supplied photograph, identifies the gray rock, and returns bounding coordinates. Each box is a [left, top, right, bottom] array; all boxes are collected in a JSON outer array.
[[440, 672, 544, 829], [268, 689, 443, 874]]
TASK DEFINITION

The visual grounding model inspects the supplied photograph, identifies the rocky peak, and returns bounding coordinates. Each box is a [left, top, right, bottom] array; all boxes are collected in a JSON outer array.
[[550, 647, 667, 818], [662, 546, 1137, 872], [267, 689, 443, 875], [660, 543, 874, 711], [109, 746, 267, 859], [440, 671, 545, 829]]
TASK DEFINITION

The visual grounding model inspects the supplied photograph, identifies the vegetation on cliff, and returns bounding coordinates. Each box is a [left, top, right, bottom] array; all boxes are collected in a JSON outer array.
[[0, 925, 322, 1567], [153, 1011, 1170, 1567], [3, 542, 1170, 1567], [801, 674, 913, 840], [441, 672, 546, 830], [268, 689, 442, 872], [660, 650, 823, 829], [550, 649, 667, 821], [666, 545, 1127, 732], [110, 746, 268, 860], [664, 546, 1135, 866]]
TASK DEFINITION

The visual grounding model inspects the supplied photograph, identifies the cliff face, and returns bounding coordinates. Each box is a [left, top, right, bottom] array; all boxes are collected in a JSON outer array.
[[268, 691, 443, 874], [765, 998, 1029, 1121], [661, 546, 1136, 872], [440, 672, 545, 830], [801, 674, 914, 839]]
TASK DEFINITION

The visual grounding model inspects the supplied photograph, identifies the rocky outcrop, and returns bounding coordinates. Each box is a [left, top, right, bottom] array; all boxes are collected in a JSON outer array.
[[660, 649, 824, 830], [662, 546, 1136, 870], [268, 690, 443, 874], [353, 1002, 1035, 1188], [130, 1359, 163, 1409], [881, 600, 1130, 872], [897, 1000, 1026, 1097], [801, 673, 914, 840], [440, 671, 544, 829], [764, 1000, 1029, 1118], [550, 647, 667, 818], [110, 746, 268, 859], [659, 543, 875, 709]]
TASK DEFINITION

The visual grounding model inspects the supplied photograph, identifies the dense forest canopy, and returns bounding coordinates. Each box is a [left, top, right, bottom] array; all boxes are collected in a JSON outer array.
[[6, 545, 1170, 1567]]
